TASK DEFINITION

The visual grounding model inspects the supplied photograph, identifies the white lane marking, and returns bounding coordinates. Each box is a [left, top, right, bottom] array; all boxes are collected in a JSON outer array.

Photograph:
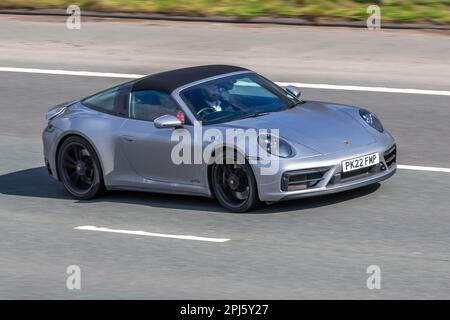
[[0, 67, 143, 79], [276, 82, 450, 96], [397, 164, 450, 173], [1, 66, 450, 96], [74, 225, 230, 243]]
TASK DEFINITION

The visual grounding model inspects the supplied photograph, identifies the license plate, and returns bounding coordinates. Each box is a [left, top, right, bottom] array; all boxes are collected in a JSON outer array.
[[342, 152, 379, 173]]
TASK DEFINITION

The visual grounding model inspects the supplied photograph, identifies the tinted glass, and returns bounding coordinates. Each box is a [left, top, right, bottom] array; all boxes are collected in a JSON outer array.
[[180, 73, 299, 124], [83, 87, 119, 112], [130, 90, 180, 122]]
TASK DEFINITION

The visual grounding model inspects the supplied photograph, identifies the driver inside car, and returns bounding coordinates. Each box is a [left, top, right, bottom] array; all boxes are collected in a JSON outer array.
[[191, 81, 246, 118], [203, 84, 226, 112]]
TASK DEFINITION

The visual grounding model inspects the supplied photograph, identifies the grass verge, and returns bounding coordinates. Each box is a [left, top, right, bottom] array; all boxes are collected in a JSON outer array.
[[1, 0, 449, 24]]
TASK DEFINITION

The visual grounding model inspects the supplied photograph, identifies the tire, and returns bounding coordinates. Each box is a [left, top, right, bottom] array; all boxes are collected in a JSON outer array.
[[57, 136, 105, 200], [211, 157, 260, 213]]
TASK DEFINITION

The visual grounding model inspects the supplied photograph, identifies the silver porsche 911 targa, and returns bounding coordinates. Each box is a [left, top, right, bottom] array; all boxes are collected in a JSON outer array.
[[43, 65, 396, 212]]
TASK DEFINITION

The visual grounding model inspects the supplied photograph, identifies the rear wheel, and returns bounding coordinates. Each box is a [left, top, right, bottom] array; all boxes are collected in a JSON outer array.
[[57, 136, 105, 200], [211, 159, 259, 213]]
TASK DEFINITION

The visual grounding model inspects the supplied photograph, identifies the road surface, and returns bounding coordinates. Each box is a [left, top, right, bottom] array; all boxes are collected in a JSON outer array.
[[0, 15, 449, 299]]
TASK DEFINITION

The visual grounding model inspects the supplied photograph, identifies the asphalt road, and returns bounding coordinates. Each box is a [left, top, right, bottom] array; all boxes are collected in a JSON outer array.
[[0, 15, 449, 299]]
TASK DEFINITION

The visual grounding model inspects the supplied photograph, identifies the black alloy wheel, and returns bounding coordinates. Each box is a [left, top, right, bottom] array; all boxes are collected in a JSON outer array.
[[58, 136, 105, 199], [211, 160, 259, 212]]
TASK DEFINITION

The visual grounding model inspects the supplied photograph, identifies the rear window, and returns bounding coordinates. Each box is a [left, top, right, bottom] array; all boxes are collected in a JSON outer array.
[[83, 87, 119, 112]]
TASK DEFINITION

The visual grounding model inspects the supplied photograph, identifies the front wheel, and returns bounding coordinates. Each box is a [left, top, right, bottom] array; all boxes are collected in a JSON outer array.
[[211, 161, 260, 213], [57, 136, 105, 200]]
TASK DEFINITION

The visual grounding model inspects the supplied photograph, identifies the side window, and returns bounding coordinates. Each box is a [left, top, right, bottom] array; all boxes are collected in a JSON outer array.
[[130, 90, 184, 123], [83, 87, 119, 112]]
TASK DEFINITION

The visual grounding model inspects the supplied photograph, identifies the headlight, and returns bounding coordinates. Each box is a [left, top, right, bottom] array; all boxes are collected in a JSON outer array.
[[359, 109, 384, 132], [258, 134, 294, 158]]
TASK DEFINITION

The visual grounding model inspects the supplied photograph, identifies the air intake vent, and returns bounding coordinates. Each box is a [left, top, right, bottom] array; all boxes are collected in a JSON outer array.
[[281, 167, 329, 191], [383, 144, 397, 168]]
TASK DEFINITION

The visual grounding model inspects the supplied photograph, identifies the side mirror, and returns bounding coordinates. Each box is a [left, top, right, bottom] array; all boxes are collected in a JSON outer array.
[[285, 85, 302, 98], [154, 115, 183, 129]]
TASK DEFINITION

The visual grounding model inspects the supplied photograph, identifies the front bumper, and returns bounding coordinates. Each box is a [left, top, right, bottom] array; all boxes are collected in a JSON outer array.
[[42, 124, 63, 181], [252, 141, 397, 202]]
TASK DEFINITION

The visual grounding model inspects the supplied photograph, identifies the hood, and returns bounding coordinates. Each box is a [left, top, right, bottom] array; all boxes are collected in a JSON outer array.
[[222, 101, 376, 155]]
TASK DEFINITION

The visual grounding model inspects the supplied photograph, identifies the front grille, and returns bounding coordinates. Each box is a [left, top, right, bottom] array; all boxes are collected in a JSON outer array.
[[328, 163, 382, 186], [281, 167, 329, 191], [341, 164, 379, 180], [383, 144, 397, 169]]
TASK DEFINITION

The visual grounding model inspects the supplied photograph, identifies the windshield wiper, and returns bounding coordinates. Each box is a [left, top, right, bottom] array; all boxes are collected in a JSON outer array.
[[238, 112, 271, 120], [288, 101, 304, 109]]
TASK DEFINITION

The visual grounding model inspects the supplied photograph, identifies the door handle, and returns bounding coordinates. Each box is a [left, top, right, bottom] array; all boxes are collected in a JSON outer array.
[[121, 135, 136, 142]]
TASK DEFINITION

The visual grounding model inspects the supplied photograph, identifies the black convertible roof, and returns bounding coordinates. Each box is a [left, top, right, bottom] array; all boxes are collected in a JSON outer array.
[[131, 65, 249, 93]]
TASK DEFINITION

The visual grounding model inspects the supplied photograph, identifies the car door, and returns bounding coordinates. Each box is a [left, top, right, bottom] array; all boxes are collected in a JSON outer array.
[[118, 90, 204, 192]]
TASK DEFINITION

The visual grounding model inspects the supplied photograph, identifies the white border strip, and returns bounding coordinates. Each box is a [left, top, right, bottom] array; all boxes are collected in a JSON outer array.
[[397, 164, 450, 173], [1, 67, 450, 96], [75, 225, 230, 243]]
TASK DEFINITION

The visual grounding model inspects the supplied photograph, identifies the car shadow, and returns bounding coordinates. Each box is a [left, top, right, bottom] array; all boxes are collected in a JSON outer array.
[[0, 166, 380, 214]]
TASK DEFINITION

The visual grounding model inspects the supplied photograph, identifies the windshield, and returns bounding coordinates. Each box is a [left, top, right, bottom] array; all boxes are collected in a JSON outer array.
[[180, 73, 300, 125]]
